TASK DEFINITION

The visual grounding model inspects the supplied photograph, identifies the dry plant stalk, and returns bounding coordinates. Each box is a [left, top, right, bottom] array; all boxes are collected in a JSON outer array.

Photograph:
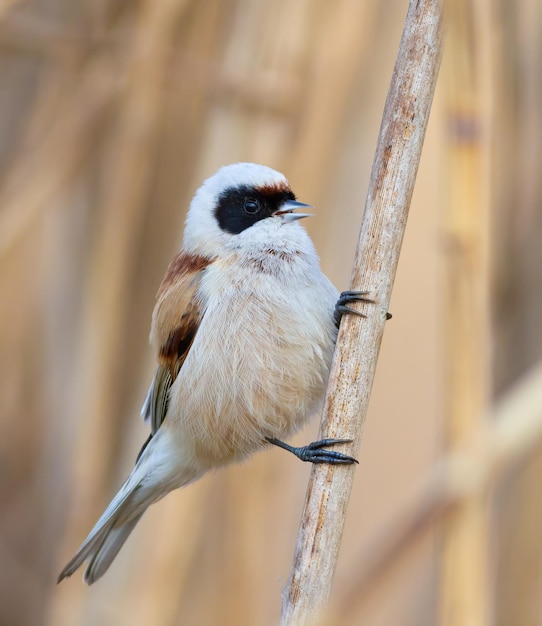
[[439, 0, 492, 623], [333, 357, 542, 611], [326, 370, 542, 616], [279, 1, 444, 623]]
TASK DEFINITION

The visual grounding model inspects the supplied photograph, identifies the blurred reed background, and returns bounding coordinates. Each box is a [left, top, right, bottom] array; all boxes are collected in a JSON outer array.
[[0, 1, 541, 625]]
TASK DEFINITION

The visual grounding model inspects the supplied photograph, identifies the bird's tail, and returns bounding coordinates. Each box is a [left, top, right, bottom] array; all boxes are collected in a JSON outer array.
[[83, 513, 144, 584], [57, 474, 147, 585], [58, 434, 199, 585]]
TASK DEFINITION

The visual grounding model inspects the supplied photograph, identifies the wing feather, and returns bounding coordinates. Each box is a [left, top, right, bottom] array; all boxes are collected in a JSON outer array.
[[139, 252, 212, 442]]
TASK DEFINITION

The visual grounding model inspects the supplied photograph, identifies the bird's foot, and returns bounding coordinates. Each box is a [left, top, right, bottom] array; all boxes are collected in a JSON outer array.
[[334, 290, 392, 327], [266, 437, 358, 464]]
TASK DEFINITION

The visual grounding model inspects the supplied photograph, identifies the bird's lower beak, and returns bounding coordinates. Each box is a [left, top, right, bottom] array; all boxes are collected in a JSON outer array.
[[273, 200, 314, 222]]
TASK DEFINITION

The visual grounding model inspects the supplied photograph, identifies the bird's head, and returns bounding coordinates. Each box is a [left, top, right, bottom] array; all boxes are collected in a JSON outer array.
[[183, 163, 313, 258]]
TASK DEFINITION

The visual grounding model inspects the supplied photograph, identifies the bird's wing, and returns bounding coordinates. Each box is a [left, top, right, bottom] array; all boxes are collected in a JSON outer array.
[[140, 252, 213, 437]]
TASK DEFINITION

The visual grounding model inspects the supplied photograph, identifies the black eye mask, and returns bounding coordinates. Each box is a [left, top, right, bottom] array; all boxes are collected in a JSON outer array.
[[215, 185, 295, 235]]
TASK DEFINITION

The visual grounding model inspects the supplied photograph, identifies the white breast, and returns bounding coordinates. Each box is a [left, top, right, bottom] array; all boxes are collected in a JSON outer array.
[[167, 248, 338, 469]]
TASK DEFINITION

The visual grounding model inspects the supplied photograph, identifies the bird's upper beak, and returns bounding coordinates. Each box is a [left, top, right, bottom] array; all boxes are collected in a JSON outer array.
[[273, 199, 314, 222]]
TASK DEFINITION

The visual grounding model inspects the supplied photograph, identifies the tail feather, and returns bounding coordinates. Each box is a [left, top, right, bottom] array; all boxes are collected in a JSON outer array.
[[57, 478, 142, 584], [58, 430, 200, 584], [83, 514, 144, 584]]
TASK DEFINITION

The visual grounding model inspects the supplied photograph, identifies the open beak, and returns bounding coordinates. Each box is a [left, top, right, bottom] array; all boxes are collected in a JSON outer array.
[[273, 199, 314, 222]]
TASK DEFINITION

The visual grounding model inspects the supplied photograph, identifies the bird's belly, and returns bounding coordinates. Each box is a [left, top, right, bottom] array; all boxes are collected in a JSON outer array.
[[167, 291, 336, 467]]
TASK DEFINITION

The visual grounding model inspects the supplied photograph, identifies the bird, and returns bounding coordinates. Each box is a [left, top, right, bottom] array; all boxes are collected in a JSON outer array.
[[58, 162, 369, 585]]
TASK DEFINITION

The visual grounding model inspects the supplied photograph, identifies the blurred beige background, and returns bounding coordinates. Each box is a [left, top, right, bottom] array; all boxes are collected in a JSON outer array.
[[1, 1, 541, 625]]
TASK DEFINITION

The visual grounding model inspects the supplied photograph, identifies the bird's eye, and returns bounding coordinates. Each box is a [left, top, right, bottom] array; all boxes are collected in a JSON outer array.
[[244, 198, 261, 214]]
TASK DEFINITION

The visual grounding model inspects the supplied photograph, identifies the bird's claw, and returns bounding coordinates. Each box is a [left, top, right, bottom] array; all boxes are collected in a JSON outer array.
[[335, 291, 373, 326], [267, 437, 358, 465], [334, 290, 392, 326]]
